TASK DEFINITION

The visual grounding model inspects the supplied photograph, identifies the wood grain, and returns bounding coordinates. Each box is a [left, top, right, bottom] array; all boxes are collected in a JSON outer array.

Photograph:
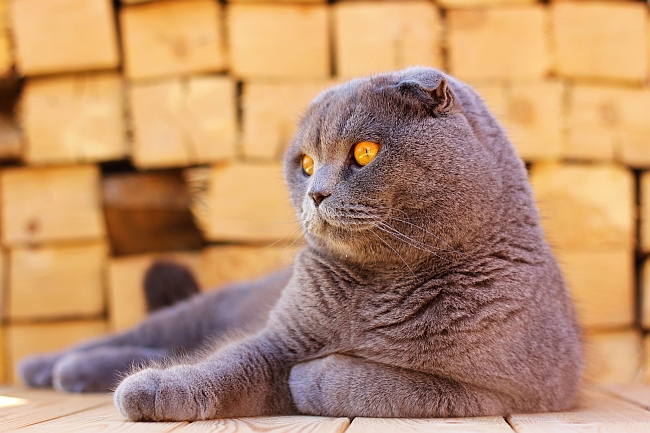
[[185, 416, 350, 433], [334, 1, 442, 79], [17, 402, 185, 432], [0, 165, 106, 246], [8, 321, 107, 383], [347, 417, 513, 432], [602, 384, 650, 411], [507, 388, 650, 432], [9, 242, 108, 320], [120, 0, 225, 80], [0, 389, 110, 430], [10, 0, 119, 75], [21, 73, 126, 165]]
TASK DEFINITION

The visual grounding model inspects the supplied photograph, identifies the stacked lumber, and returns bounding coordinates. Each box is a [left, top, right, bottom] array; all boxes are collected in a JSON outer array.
[[0, 0, 646, 387]]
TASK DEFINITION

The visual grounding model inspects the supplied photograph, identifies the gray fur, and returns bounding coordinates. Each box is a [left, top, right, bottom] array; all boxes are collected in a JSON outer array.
[[20, 67, 583, 420]]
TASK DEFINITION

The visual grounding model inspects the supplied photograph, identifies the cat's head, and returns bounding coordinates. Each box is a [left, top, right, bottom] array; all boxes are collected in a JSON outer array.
[[284, 67, 512, 269]]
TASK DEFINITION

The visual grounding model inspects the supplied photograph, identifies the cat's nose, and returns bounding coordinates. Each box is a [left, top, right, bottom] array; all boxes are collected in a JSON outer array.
[[309, 191, 330, 207]]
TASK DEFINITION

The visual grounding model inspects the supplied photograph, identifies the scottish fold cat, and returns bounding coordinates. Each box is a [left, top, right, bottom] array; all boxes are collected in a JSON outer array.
[[19, 67, 582, 420]]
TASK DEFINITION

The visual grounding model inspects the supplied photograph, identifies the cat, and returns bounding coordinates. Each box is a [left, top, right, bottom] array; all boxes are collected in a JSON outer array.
[[19, 67, 583, 420]]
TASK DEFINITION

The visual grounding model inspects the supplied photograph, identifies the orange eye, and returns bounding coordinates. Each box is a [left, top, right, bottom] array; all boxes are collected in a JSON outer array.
[[302, 154, 315, 176], [353, 142, 380, 166]]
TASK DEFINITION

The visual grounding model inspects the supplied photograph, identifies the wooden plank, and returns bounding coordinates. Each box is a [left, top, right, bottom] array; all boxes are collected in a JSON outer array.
[[120, 0, 225, 80], [8, 321, 107, 383], [242, 81, 332, 160], [551, 1, 648, 83], [602, 384, 650, 411], [18, 401, 187, 432], [9, 242, 108, 321], [529, 162, 634, 251], [129, 76, 237, 169], [20, 73, 127, 165], [107, 252, 202, 331], [229, 4, 329, 79], [185, 416, 350, 433], [199, 244, 299, 289], [555, 249, 633, 329], [333, 1, 442, 79], [472, 81, 564, 161], [0, 394, 114, 430], [0, 165, 106, 246], [193, 163, 299, 243], [347, 417, 512, 432], [10, 0, 119, 76], [447, 7, 548, 81], [507, 387, 650, 432], [583, 330, 642, 385], [566, 85, 650, 165]]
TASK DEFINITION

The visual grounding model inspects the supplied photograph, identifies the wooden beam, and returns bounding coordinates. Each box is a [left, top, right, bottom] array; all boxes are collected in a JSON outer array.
[[10, 0, 119, 76], [129, 76, 237, 169], [190, 163, 299, 243], [242, 81, 331, 159], [9, 242, 108, 321], [20, 73, 126, 165], [8, 321, 107, 383], [551, 1, 648, 83], [447, 7, 549, 81], [529, 162, 634, 251], [333, 1, 442, 79], [120, 0, 226, 80], [229, 4, 329, 79], [0, 165, 106, 246]]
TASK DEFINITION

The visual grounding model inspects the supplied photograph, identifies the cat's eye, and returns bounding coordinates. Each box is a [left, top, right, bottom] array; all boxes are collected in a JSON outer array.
[[354, 142, 380, 166], [302, 154, 315, 176]]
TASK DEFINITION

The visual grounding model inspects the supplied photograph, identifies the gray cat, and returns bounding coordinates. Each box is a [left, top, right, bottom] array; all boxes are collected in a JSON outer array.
[[19, 67, 583, 420]]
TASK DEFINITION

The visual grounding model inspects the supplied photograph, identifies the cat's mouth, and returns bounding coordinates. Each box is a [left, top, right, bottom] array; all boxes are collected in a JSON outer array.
[[302, 203, 380, 237]]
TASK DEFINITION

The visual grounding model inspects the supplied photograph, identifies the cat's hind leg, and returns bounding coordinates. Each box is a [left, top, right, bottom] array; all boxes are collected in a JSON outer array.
[[289, 354, 512, 418], [52, 346, 172, 393]]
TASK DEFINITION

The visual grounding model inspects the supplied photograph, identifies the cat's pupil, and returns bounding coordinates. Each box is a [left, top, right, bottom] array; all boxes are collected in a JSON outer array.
[[354, 142, 380, 166]]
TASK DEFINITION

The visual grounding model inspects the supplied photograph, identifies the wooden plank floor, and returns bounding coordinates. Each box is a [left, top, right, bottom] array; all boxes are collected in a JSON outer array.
[[1, 385, 650, 432]]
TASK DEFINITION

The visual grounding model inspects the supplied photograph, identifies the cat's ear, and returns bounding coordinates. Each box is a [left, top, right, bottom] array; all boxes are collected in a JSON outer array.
[[395, 75, 455, 116]]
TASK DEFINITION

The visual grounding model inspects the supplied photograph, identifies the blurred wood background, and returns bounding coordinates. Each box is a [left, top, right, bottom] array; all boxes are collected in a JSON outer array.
[[0, 0, 647, 387]]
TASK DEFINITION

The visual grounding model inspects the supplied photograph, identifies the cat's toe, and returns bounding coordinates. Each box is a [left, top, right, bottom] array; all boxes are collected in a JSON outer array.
[[52, 353, 114, 393], [114, 368, 202, 421], [18, 354, 60, 388], [289, 359, 326, 415], [114, 369, 162, 421]]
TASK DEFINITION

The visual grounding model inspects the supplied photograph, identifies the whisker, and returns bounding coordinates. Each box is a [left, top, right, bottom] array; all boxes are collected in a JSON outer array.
[[376, 223, 452, 263], [257, 224, 304, 252], [386, 216, 464, 256], [369, 228, 415, 277]]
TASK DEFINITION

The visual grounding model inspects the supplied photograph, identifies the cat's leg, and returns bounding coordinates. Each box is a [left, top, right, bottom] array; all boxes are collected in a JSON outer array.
[[52, 346, 171, 393], [19, 269, 291, 390], [289, 354, 512, 417], [114, 333, 299, 421]]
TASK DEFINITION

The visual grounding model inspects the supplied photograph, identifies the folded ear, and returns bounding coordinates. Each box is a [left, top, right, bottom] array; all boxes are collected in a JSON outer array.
[[395, 70, 455, 116]]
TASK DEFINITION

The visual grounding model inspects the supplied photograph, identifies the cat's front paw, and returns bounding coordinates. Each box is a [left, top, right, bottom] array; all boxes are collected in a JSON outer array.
[[114, 367, 208, 421], [18, 353, 61, 388], [289, 358, 328, 415], [53, 351, 116, 393]]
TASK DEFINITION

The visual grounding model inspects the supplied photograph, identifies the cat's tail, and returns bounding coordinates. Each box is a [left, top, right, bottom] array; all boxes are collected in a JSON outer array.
[[143, 261, 200, 312]]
